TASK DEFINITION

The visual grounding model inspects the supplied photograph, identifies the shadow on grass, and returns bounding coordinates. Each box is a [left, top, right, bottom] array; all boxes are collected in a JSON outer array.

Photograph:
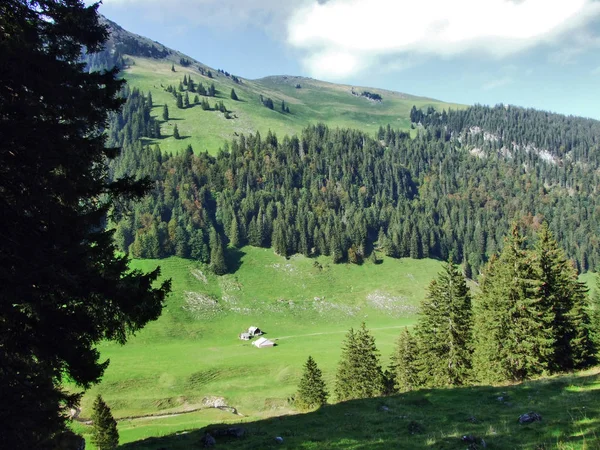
[[119, 371, 600, 450], [226, 247, 246, 273]]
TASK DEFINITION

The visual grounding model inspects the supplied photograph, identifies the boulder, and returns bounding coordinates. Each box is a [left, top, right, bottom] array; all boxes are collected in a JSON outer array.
[[518, 412, 542, 424]]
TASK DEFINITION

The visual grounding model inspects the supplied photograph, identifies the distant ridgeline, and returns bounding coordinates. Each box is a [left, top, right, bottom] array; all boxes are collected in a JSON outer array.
[[108, 90, 600, 275], [82, 15, 171, 72]]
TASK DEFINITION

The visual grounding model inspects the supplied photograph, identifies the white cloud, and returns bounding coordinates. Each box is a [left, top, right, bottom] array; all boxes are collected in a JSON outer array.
[[287, 0, 600, 78]]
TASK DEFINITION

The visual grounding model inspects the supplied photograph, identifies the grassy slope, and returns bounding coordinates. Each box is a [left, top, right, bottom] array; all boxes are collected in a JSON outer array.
[[123, 57, 462, 155], [80, 368, 600, 450], [74, 248, 443, 446]]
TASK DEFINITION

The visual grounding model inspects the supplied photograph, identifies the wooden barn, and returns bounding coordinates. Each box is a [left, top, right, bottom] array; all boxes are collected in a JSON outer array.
[[248, 326, 263, 337]]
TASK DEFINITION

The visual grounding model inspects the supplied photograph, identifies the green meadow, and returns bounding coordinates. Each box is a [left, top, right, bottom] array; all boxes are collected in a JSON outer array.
[[74, 248, 443, 446], [123, 56, 461, 155]]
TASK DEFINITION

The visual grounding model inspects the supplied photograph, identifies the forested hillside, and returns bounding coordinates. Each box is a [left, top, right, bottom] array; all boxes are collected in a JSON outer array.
[[107, 89, 600, 276]]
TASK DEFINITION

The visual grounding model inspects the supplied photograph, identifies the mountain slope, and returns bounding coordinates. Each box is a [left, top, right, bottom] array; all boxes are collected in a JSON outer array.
[[93, 16, 462, 154]]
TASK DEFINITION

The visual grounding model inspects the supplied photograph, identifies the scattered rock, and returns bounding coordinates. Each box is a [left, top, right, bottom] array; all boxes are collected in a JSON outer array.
[[466, 415, 478, 423], [462, 435, 477, 443], [379, 405, 390, 412], [481, 438, 487, 448], [518, 412, 542, 424], [202, 396, 227, 408], [201, 433, 216, 447], [275, 436, 284, 443]]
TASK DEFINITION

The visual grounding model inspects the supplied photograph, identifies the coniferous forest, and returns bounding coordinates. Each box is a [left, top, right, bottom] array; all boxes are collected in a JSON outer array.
[[108, 89, 600, 276]]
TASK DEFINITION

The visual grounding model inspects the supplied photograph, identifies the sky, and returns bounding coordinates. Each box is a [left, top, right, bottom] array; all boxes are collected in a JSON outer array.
[[94, 0, 600, 119]]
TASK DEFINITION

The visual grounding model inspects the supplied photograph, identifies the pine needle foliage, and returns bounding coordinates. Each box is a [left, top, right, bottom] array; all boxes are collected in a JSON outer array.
[[91, 395, 119, 450], [473, 224, 554, 383], [296, 356, 328, 410], [389, 327, 420, 392], [415, 259, 473, 387], [335, 323, 385, 401]]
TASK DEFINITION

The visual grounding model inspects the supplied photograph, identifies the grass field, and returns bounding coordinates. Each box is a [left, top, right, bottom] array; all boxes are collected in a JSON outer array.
[[122, 56, 462, 155], [73, 248, 444, 447]]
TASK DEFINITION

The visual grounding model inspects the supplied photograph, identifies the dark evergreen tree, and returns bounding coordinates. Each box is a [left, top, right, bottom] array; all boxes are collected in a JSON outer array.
[[173, 124, 180, 140], [162, 104, 169, 121], [91, 395, 119, 450], [295, 356, 328, 410], [389, 327, 420, 392], [176, 93, 183, 109], [335, 323, 385, 401], [230, 88, 238, 101], [184, 91, 190, 108], [209, 228, 227, 275], [0, 2, 170, 447], [171, 63, 175, 72], [415, 260, 472, 387], [473, 225, 553, 383], [533, 224, 595, 370], [229, 216, 240, 248]]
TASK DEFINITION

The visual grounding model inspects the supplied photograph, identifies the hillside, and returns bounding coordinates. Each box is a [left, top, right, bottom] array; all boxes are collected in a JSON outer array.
[[75, 15, 600, 450], [90, 15, 461, 153]]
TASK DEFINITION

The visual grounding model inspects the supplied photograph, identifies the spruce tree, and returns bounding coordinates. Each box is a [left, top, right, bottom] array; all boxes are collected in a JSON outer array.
[[415, 259, 472, 387], [176, 93, 183, 109], [0, 2, 170, 446], [473, 225, 553, 383], [229, 216, 240, 248], [162, 104, 169, 121], [184, 91, 190, 108], [230, 88, 238, 101], [533, 224, 594, 370], [296, 356, 328, 410], [173, 124, 180, 140], [91, 395, 119, 450], [335, 323, 385, 401], [389, 327, 420, 392], [209, 228, 227, 275]]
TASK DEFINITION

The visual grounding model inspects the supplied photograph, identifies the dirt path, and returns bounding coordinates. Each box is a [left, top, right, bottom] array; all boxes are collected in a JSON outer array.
[[76, 405, 243, 425], [272, 325, 410, 340]]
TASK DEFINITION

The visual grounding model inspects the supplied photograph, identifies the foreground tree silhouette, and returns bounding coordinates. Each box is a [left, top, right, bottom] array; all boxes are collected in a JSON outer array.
[[0, 1, 171, 448], [296, 356, 328, 410], [91, 395, 119, 450]]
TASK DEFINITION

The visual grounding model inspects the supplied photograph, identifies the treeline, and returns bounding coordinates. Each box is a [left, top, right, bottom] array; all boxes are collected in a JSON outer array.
[[109, 90, 600, 274], [296, 225, 598, 409]]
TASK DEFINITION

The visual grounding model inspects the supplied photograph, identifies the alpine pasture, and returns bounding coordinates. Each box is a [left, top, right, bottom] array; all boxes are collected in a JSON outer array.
[[73, 248, 442, 445]]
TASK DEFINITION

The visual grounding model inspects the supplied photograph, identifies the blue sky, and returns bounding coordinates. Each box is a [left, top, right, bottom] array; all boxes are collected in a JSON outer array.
[[96, 0, 600, 119]]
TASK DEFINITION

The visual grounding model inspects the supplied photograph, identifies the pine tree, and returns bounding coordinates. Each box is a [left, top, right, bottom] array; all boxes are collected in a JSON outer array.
[[296, 356, 328, 410], [90, 395, 119, 450], [0, 2, 170, 447], [415, 259, 472, 387], [335, 323, 385, 401], [209, 228, 227, 275], [176, 93, 183, 109], [389, 327, 420, 392], [229, 216, 240, 248], [171, 63, 175, 72], [534, 224, 595, 370], [230, 88, 238, 101], [173, 124, 180, 140], [184, 91, 190, 108], [162, 104, 169, 121], [473, 225, 553, 383]]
